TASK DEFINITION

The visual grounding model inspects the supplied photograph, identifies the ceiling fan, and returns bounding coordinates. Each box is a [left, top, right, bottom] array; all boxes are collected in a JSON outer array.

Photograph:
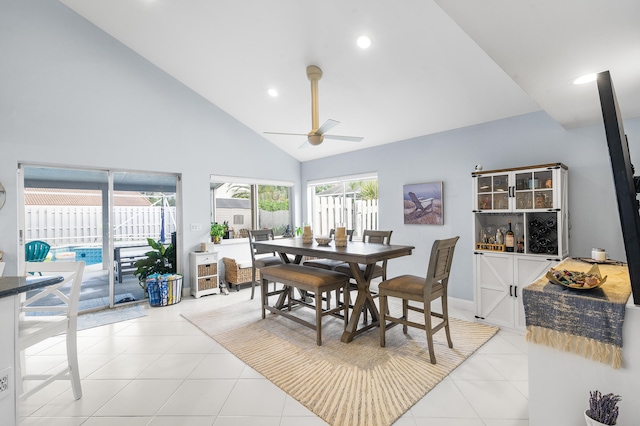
[[264, 65, 364, 147]]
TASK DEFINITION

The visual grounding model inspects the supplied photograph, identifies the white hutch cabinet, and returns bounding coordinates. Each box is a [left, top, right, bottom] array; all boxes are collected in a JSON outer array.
[[472, 163, 568, 330]]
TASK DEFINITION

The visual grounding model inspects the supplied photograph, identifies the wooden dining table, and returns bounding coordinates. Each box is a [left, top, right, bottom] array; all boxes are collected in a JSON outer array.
[[253, 237, 414, 343]]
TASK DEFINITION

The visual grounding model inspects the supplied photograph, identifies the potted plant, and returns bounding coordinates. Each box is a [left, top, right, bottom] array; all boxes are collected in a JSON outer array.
[[210, 222, 226, 243], [585, 390, 621, 425], [133, 238, 176, 290]]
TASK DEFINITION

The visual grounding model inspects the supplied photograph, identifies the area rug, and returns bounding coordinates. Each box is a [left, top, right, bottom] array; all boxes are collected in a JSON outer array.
[[77, 304, 147, 330], [182, 299, 498, 426]]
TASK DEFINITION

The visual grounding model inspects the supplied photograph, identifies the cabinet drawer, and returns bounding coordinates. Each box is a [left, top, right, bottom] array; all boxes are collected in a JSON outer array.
[[197, 254, 217, 264], [197, 277, 218, 290], [197, 263, 217, 277]]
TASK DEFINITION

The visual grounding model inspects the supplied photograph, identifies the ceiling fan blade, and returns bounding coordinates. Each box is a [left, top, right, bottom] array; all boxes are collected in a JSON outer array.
[[323, 134, 364, 142], [264, 131, 308, 137], [316, 119, 340, 135], [299, 140, 310, 149]]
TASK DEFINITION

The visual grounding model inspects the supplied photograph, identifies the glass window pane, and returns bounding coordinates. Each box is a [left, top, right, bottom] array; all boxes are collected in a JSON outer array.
[[257, 185, 292, 236]]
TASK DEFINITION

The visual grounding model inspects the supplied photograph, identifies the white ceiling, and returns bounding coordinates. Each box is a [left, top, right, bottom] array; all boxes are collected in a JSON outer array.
[[59, 0, 640, 162]]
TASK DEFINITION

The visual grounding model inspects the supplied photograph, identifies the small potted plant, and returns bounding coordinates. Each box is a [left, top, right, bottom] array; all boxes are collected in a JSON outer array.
[[210, 222, 226, 243], [585, 390, 621, 425]]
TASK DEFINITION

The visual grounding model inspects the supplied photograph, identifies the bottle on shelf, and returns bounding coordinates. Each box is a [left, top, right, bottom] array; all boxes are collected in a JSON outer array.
[[505, 221, 514, 252], [496, 228, 504, 245]]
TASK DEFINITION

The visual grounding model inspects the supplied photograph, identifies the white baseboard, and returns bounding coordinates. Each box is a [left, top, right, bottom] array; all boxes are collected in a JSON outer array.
[[448, 296, 474, 313]]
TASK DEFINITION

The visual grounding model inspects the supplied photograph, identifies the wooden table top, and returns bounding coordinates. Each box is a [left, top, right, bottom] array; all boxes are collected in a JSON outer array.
[[253, 238, 414, 264]]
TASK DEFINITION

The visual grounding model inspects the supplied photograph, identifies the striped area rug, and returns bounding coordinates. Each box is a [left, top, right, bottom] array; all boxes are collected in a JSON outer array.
[[182, 298, 498, 426]]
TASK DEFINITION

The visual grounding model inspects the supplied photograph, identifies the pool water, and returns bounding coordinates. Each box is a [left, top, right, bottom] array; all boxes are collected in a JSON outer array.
[[50, 246, 102, 265]]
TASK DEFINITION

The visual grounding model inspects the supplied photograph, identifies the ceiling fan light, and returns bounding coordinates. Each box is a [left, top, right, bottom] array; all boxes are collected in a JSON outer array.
[[308, 134, 323, 146], [357, 35, 372, 49], [572, 73, 597, 85]]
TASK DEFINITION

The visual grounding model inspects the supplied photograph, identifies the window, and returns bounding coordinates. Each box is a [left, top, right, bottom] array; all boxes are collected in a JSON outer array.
[[211, 176, 294, 237], [307, 173, 378, 239]]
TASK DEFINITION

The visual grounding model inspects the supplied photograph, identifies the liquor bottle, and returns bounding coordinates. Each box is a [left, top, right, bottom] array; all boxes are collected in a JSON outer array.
[[505, 221, 515, 252]]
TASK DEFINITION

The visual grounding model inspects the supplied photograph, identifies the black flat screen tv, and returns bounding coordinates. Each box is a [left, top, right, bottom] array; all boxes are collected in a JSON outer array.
[[597, 70, 640, 305]]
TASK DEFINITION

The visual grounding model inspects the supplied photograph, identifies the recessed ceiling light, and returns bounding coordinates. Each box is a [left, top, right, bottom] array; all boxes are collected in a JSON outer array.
[[267, 88, 278, 97], [356, 35, 372, 49], [572, 73, 597, 85]]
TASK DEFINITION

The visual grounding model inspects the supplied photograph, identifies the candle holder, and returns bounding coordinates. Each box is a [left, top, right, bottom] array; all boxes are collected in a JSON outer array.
[[335, 237, 348, 247], [302, 225, 313, 244]]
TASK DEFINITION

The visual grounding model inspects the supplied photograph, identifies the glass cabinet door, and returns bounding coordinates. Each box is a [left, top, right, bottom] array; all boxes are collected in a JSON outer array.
[[514, 169, 555, 210], [533, 170, 554, 209], [476, 173, 509, 210]]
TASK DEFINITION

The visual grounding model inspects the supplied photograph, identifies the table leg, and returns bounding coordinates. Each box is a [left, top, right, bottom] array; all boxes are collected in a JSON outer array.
[[341, 262, 379, 343]]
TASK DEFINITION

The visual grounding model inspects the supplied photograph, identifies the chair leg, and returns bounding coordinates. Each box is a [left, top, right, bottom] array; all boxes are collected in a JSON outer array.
[[402, 299, 409, 334], [442, 295, 453, 349], [261, 277, 267, 319], [343, 285, 349, 330], [66, 324, 82, 400], [316, 290, 323, 346], [251, 267, 257, 299], [424, 300, 436, 364], [380, 294, 387, 347]]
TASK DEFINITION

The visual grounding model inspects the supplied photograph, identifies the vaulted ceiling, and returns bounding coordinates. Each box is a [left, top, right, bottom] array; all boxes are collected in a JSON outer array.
[[60, 0, 640, 162]]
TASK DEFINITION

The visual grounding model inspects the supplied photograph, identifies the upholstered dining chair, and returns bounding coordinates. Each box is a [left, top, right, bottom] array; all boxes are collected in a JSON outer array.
[[334, 230, 393, 321], [303, 228, 354, 270], [19, 261, 86, 400], [248, 229, 284, 299], [379, 236, 459, 364]]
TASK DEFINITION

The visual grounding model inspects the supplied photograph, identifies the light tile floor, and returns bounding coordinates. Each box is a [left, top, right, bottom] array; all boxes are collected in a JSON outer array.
[[19, 288, 529, 426]]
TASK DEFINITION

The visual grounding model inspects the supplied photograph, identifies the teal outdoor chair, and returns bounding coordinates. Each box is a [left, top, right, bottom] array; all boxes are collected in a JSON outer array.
[[25, 241, 50, 263]]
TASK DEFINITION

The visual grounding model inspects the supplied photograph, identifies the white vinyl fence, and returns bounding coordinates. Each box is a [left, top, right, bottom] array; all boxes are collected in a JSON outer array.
[[313, 197, 378, 238], [25, 206, 177, 247]]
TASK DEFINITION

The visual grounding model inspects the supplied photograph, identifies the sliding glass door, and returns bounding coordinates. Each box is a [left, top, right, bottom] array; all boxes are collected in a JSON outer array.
[[19, 164, 180, 311]]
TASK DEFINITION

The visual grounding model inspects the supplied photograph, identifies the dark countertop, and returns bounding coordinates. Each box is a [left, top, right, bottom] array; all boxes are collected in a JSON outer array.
[[0, 275, 64, 299]]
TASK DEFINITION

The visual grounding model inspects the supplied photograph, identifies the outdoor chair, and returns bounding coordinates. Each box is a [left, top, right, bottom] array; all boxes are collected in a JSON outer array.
[[248, 229, 284, 299], [19, 261, 86, 400], [408, 191, 433, 217], [25, 240, 50, 262], [379, 236, 459, 364]]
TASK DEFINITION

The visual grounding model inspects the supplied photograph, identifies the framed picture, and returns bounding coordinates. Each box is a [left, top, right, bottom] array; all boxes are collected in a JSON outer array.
[[403, 182, 443, 225]]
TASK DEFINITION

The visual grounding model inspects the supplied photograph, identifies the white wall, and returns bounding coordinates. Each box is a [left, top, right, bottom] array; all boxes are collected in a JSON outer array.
[[302, 111, 640, 302], [0, 1, 301, 285]]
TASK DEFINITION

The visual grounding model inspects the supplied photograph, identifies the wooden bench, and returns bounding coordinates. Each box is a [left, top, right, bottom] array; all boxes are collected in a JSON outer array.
[[259, 264, 350, 345]]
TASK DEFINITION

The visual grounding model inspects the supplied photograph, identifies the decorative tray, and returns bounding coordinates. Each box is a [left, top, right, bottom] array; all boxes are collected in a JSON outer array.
[[546, 264, 607, 290]]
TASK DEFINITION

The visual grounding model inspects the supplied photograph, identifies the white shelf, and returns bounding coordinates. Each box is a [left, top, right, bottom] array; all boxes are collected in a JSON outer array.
[[190, 251, 219, 298]]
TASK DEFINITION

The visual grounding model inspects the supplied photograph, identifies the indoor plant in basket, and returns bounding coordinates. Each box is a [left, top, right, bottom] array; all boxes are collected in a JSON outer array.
[[585, 390, 621, 425], [133, 238, 176, 291]]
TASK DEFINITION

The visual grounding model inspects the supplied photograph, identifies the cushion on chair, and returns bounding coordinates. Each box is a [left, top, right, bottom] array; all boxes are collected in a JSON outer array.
[[254, 255, 283, 269], [302, 258, 345, 270], [379, 274, 444, 298], [334, 263, 384, 279]]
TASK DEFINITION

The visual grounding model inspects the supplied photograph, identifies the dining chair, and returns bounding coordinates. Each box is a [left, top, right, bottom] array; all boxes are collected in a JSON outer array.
[[379, 236, 459, 364], [334, 230, 393, 321], [302, 229, 354, 270], [248, 229, 284, 299], [18, 261, 86, 400]]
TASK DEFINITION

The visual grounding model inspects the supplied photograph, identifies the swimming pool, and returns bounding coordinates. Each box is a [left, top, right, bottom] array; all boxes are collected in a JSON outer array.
[[50, 246, 103, 265]]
